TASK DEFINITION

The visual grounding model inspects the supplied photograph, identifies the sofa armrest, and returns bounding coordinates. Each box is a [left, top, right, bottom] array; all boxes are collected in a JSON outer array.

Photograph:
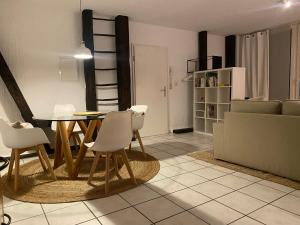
[[213, 122, 224, 159]]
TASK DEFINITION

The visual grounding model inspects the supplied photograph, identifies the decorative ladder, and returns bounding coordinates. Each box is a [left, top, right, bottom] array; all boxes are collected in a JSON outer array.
[[82, 10, 131, 112]]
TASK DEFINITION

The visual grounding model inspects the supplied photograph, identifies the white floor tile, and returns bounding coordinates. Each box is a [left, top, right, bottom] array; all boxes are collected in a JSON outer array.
[[230, 217, 264, 225], [80, 219, 101, 225], [176, 161, 205, 172], [156, 211, 208, 225], [98, 207, 151, 225], [150, 152, 173, 160], [84, 195, 130, 217], [146, 178, 186, 195], [159, 166, 187, 177], [217, 192, 266, 214], [164, 148, 187, 156], [192, 167, 226, 180], [190, 201, 243, 225], [171, 173, 208, 187], [272, 194, 300, 215], [11, 214, 48, 225], [249, 205, 300, 225], [232, 172, 262, 182], [213, 174, 253, 190], [42, 202, 81, 213], [147, 173, 167, 183], [5, 203, 44, 222], [191, 181, 233, 199], [46, 202, 94, 225], [135, 197, 184, 223], [211, 165, 235, 174], [290, 190, 300, 198], [119, 185, 160, 205], [192, 160, 213, 167], [3, 196, 23, 208], [239, 183, 286, 203], [165, 189, 210, 210], [258, 180, 295, 193], [161, 156, 188, 165]]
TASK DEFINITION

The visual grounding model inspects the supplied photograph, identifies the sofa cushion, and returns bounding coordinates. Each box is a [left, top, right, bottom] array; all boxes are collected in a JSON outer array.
[[231, 100, 281, 114], [282, 100, 300, 116]]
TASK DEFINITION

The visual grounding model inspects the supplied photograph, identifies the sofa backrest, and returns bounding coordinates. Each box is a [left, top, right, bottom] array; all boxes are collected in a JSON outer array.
[[282, 100, 300, 116], [231, 100, 282, 114]]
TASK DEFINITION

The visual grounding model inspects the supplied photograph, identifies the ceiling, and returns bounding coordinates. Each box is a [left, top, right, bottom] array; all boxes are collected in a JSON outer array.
[[84, 0, 300, 35]]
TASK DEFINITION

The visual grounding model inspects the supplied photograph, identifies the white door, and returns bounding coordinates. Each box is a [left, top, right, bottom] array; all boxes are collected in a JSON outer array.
[[133, 44, 169, 136]]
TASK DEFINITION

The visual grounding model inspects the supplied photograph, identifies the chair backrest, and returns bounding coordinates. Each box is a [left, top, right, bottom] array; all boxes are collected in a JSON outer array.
[[51, 104, 76, 130], [0, 119, 17, 148], [91, 111, 132, 152], [130, 105, 148, 114]]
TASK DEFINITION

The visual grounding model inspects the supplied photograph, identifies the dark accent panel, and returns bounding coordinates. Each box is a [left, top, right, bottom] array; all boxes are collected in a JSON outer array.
[[115, 15, 131, 111], [225, 35, 236, 67], [198, 31, 208, 71], [93, 17, 115, 22], [82, 9, 97, 111], [173, 128, 193, 134], [212, 56, 222, 69], [0, 52, 37, 126]]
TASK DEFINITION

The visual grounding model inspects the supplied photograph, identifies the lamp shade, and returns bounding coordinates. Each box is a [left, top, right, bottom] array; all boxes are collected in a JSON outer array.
[[74, 42, 93, 59]]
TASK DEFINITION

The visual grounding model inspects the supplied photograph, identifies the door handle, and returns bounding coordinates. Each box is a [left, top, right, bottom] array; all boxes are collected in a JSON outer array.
[[160, 86, 167, 97]]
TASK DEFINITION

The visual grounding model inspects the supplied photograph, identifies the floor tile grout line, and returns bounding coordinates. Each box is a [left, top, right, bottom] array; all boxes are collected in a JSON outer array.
[[82, 201, 103, 225], [40, 204, 51, 225]]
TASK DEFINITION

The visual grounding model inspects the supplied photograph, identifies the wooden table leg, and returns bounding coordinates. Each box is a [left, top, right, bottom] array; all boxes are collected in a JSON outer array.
[[72, 120, 98, 178], [54, 123, 63, 168], [78, 121, 88, 135], [58, 121, 74, 177]]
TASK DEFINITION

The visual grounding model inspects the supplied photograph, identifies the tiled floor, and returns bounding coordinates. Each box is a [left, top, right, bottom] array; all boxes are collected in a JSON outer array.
[[3, 133, 300, 225]]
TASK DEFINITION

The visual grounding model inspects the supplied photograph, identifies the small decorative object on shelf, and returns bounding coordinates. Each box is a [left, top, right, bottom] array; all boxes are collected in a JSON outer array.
[[207, 105, 215, 118], [206, 72, 218, 87], [200, 77, 206, 87]]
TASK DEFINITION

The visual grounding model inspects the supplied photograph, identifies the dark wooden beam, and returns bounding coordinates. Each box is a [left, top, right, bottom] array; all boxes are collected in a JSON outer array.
[[212, 56, 222, 69], [0, 52, 37, 126], [198, 31, 208, 71], [225, 35, 236, 67], [115, 15, 131, 111], [82, 9, 97, 111]]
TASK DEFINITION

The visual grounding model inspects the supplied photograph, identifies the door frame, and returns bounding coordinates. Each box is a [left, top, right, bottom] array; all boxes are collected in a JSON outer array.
[[130, 43, 171, 135]]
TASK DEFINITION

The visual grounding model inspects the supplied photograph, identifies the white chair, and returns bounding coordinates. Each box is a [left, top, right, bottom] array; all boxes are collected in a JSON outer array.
[[0, 119, 56, 191], [129, 105, 148, 157], [87, 111, 136, 194], [51, 104, 82, 147]]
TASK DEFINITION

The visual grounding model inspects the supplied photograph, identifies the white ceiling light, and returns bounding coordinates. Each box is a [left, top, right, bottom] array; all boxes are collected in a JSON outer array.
[[74, 0, 93, 59], [282, 0, 292, 8]]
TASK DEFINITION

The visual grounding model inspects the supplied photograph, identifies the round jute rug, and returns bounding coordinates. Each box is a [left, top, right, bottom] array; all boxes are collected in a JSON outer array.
[[2, 151, 159, 203]]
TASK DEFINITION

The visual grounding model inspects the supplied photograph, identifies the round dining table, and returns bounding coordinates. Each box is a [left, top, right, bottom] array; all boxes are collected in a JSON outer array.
[[33, 114, 105, 179]]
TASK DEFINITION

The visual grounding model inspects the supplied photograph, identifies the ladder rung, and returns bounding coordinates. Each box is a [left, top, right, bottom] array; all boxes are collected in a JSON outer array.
[[95, 68, 117, 71], [93, 17, 115, 22], [98, 103, 119, 106], [94, 51, 116, 54], [97, 98, 118, 101], [96, 83, 118, 87], [93, 33, 116, 37]]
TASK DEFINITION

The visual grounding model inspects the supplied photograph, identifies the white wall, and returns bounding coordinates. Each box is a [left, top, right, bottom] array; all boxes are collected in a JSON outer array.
[[0, 0, 225, 140], [129, 22, 198, 130], [207, 33, 225, 68]]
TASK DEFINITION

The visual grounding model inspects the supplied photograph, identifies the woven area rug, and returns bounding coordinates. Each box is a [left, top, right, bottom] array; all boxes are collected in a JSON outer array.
[[2, 151, 159, 203], [189, 150, 300, 190]]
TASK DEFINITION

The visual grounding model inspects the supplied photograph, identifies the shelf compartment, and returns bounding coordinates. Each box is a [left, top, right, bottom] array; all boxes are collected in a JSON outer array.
[[196, 110, 205, 118], [206, 103, 217, 119], [205, 88, 218, 103], [218, 70, 231, 87], [205, 119, 216, 134], [195, 102, 205, 111], [218, 88, 231, 104], [194, 88, 205, 103], [195, 118, 205, 132]]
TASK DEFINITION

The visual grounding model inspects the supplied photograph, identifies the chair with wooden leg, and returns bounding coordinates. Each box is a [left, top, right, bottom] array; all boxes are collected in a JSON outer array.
[[87, 111, 136, 194], [0, 119, 56, 192], [129, 105, 148, 157]]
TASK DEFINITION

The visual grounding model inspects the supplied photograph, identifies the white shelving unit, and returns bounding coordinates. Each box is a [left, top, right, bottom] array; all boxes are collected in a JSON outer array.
[[193, 67, 245, 135]]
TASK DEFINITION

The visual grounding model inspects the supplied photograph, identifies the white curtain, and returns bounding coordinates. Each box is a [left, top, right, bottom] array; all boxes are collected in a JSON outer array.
[[290, 24, 300, 100], [236, 30, 270, 99]]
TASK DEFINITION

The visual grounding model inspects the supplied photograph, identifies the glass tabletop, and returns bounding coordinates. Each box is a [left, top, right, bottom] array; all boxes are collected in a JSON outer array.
[[33, 114, 105, 121]]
